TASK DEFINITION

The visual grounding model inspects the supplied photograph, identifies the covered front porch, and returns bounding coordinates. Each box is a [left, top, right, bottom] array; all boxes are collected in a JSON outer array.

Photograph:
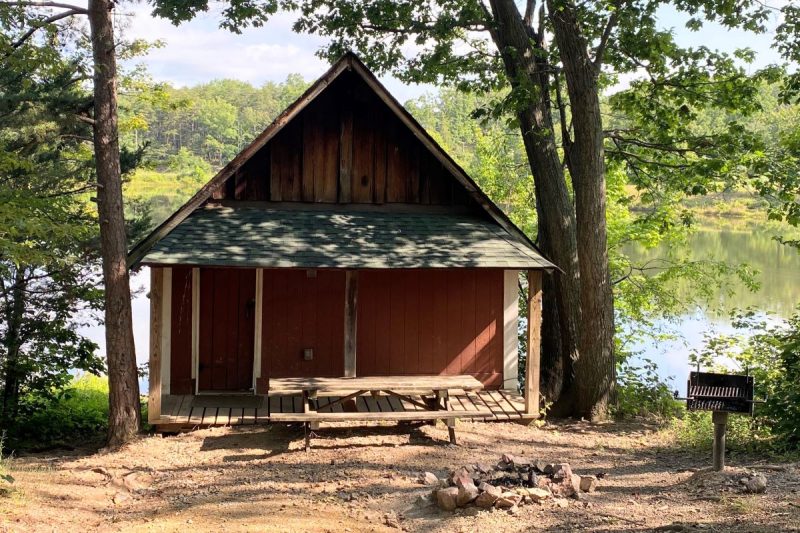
[[156, 388, 533, 430]]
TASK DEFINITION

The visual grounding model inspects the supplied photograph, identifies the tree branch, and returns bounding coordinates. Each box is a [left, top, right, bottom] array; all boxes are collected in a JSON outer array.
[[2, 1, 88, 13], [75, 114, 95, 126], [593, 10, 618, 71], [523, 0, 536, 29], [7, 8, 83, 50]]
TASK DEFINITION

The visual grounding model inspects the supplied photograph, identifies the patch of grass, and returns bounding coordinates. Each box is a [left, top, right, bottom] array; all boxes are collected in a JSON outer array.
[[723, 495, 759, 515], [8, 375, 151, 452], [9, 375, 110, 451], [667, 411, 788, 458]]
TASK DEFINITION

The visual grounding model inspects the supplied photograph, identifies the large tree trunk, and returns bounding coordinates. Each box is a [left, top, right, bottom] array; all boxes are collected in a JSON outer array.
[[548, 0, 615, 420], [1, 268, 26, 426], [88, 0, 141, 445], [488, 0, 582, 411]]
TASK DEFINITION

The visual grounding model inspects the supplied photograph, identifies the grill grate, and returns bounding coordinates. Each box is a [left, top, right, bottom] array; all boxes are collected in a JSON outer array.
[[686, 372, 754, 414]]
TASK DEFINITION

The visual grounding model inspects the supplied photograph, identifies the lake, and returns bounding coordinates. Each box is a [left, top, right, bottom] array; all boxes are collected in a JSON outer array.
[[626, 227, 800, 388], [80, 228, 799, 393]]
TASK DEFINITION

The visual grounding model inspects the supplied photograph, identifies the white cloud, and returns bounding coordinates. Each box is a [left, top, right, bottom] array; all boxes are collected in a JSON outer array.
[[114, 2, 432, 101]]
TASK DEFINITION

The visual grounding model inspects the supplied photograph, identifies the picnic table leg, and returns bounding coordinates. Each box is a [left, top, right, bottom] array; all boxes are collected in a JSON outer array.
[[304, 421, 311, 452], [436, 389, 457, 445]]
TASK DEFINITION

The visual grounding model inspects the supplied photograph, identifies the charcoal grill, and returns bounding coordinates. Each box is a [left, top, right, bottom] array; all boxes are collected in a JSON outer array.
[[686, 371, 754, 415], [677, 370, 759, 471]]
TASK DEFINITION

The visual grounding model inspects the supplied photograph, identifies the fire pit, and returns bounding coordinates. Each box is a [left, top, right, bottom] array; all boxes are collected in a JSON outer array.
[[424, 454, 599, 512]]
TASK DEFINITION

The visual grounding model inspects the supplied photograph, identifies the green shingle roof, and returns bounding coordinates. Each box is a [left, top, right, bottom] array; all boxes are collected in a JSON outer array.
[[140, 205, 553, 269]]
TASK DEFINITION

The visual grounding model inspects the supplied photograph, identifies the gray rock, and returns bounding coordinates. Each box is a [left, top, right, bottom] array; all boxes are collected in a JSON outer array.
[[457, 482, 480, 506], [418, 471, 439, 486], [744, 474, 767, 494], [436, 487, 460, 511], [580, 475, 598, 493], [544, 463, 572, 480], [478, 482, 502, 498], [475, 491, 499, 508], [494, 492, 522, 508]]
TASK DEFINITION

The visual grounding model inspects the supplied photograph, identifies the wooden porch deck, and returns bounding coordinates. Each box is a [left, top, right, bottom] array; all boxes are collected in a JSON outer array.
[[154, 390, 533, 428]]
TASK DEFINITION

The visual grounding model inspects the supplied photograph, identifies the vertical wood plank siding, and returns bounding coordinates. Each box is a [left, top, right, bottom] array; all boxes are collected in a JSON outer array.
[[197, 268, 256, 391], [169, 266, 194, 394], [217, 71, 471, 209], [261, 269, 346, 379], [356, 269, 505, 388], [167, 267, 508, 392]]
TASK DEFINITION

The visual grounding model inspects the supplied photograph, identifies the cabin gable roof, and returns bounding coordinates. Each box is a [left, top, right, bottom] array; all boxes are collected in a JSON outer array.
[[128, 53, 554, 270]]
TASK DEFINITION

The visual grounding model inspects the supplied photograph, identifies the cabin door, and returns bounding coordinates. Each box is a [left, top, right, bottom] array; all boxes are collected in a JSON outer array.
[[198, 268, 256, 392]]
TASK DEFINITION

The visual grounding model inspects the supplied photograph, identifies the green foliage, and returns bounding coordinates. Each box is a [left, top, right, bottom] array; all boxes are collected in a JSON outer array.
[[0, 433, 13, 497], [614, 359, 682, 420], [8, 375, 110, 451], [120, 75, 309, 167], [690, 307, 800, 451], [0, 10, 108, 428], [670, 410, 776, 455]]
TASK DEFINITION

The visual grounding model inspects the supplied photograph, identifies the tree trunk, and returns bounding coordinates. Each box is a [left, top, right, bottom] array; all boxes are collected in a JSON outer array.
[[488, 0, 582, 410], [547, 0, 615, 420], [1, 268, 27, 426], [88, 0, 142, 445]]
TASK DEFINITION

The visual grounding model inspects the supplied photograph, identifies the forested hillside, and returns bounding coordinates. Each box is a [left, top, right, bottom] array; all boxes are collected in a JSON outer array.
[[119, 76, 309, 222]]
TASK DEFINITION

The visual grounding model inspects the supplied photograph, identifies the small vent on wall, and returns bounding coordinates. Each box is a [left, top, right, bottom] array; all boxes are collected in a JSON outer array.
[[306, 269, 317, 278]]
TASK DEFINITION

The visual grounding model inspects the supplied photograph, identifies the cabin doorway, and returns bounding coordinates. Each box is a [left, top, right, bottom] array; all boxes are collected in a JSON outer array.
[[197, 267, 256, 392]]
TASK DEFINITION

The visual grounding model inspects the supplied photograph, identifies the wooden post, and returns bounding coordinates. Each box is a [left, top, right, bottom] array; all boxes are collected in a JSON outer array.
[[343, 270, 358, 377], [526, 270, 543, 416], [148, 267, 164, 424], [712, 411, 728, 471]]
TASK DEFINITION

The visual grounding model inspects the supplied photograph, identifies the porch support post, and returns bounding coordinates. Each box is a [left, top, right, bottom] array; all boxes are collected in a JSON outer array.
[[343, 270, 358, 377], [191, 268, 200, 392], [148, 267, 164, 423], [161, 268, 172, 396], [525, 270, 543, 416]]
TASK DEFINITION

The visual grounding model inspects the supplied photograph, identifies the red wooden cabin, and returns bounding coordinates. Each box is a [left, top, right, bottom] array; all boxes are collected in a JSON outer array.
[[129, 54, 553, 429]]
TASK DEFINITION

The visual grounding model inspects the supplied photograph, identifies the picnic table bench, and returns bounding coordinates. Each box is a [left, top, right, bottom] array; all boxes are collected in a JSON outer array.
[[267, 375, 491, 449]]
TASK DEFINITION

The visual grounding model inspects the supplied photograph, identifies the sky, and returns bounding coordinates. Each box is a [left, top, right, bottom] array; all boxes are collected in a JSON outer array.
[[117, 1, 792, 103]]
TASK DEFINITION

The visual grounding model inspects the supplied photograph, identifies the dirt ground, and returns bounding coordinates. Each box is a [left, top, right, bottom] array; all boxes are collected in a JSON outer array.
[[1, 420, 798, 532]]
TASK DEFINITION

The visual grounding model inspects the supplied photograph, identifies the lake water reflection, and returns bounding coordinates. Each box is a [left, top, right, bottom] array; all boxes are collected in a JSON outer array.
[[626, 228, 800, 388]]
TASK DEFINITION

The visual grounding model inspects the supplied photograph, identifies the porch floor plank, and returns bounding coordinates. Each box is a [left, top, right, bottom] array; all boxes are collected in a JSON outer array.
[[154, 390, 534, 429]]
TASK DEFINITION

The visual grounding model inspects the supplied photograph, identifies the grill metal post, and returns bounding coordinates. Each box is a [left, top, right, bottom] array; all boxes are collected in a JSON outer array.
[[712, 411, 728, 471]]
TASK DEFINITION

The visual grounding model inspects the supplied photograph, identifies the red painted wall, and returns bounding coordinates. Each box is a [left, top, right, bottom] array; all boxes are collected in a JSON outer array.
[[260, 269, 346, 381], [170, 267, 194, 394], [168, 267, 506, 393], [357, 269, 504, 387], [198, 268, 256, 391]]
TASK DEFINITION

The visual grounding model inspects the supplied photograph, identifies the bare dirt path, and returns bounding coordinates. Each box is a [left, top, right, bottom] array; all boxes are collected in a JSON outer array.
[[1, 420, 798, 532]]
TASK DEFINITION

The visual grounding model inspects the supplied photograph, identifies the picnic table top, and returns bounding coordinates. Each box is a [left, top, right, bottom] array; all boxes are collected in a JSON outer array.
[[268, 375, 484, 394]]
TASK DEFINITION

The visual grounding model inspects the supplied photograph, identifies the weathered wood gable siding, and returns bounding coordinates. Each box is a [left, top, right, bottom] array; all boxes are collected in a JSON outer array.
[[211, 72, 471, 206], [357, 269, 504, 388]]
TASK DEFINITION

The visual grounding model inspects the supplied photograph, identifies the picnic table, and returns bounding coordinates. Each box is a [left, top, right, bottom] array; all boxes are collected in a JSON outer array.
[[267, 375, 490, 448]]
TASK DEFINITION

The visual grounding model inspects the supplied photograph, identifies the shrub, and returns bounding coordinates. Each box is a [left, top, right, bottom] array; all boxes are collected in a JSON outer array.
[[687, 307, 800, 453], [669, 410, 777, 454], [614, 358, 683, 420], [9, 374, 110, 450]]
